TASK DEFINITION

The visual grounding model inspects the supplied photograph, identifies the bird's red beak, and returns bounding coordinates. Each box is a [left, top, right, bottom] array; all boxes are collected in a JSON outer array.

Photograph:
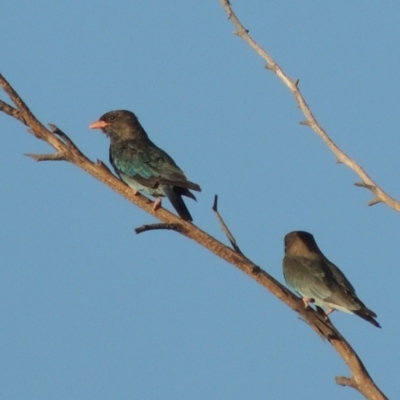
[[89, 120, 110, 130]]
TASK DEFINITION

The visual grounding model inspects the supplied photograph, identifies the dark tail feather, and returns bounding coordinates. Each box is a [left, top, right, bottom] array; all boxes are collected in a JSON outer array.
[[354, 309, 381, 328], [158, 176, 201, 192], [171, 179, 200, 192], [181, 188, 197, 201], [165, 187, 194, 221]]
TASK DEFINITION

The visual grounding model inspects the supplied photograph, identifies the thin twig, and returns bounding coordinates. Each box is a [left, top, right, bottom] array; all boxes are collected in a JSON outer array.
[[212, 195, 243, 255], [25, 153, 67, 162], [212, 195, 278, 277], [219, 0, 400, 214], [48, 124, 80, 152]]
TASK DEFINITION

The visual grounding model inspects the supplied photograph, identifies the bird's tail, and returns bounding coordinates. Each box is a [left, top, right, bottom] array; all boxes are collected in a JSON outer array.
[[164, 187, 194, 221], [354, 308, 381, 328]]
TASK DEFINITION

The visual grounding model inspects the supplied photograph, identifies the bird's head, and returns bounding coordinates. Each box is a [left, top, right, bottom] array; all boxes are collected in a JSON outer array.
[[284, 231, 322, 257], [89, 110, 142, 140]]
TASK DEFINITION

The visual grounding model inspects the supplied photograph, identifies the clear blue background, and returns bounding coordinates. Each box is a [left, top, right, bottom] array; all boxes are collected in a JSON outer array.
[[1, 2, 399, 399]]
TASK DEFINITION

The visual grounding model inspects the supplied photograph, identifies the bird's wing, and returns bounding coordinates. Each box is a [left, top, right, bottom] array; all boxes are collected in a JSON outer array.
[[284, 256, 366, 311], [284, 257, 334, 301], [111, 140, 200, 191], [323, 257, 356, 294], [303, 258, 361, 309]]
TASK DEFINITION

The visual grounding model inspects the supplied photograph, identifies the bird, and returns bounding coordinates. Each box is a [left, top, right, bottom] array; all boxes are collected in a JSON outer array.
[[282, 231, 380, 328], [90, 110, 201, 221]]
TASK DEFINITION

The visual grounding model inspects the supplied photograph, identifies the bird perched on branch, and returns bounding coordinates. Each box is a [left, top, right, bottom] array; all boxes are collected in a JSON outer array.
[[90, 110, 201, 221], [282, 230, 380, 328]]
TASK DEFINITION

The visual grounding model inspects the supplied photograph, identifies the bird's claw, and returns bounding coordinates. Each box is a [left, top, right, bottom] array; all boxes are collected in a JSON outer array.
[[153, 198, 162, 211], [302, 297, 315, 308]]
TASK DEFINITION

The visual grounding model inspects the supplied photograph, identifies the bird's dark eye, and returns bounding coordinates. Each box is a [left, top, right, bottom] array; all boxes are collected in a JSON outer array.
[[109, 115, 116, 121]]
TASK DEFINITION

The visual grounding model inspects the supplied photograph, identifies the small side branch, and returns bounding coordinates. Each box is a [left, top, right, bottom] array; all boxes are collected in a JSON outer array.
[[336, 376, 358, 390], [135, 223, 182, 235], [25, 153, 67, 162], [48, 124, 80, 152], [212, 195, 243, 255], [0, 100, 26, 124]]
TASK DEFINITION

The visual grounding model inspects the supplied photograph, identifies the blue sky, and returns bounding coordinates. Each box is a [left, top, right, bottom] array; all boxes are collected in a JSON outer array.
[[1, 2, 399, 399]]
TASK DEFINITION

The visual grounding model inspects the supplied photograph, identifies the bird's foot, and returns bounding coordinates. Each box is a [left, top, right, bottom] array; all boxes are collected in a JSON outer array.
[[302, 297, 315, 308], [153, 198, 162, 211]]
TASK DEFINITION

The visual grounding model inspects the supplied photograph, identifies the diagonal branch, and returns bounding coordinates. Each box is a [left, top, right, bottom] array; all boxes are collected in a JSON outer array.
[[0, 71, 387, 400], [219, 0, 400, 214]]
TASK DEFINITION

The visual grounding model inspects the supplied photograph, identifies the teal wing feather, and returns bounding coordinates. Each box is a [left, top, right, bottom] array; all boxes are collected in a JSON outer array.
[[111, 141, 183, 180]]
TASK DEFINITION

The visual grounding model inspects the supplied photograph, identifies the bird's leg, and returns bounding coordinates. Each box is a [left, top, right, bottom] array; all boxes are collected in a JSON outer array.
[[302, 297, 315, 308], [153, 197, 162, 211], [325, 308, 335, 317]]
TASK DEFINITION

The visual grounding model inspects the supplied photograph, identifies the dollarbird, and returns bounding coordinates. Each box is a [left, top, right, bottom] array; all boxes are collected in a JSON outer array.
[[90, 110, 201, 221], [282, 231, 380, 328]]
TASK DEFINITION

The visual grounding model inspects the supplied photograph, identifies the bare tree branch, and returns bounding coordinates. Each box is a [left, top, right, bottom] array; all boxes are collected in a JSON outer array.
[[0, 68, 387, 400], [219, 0, 400, 215]]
